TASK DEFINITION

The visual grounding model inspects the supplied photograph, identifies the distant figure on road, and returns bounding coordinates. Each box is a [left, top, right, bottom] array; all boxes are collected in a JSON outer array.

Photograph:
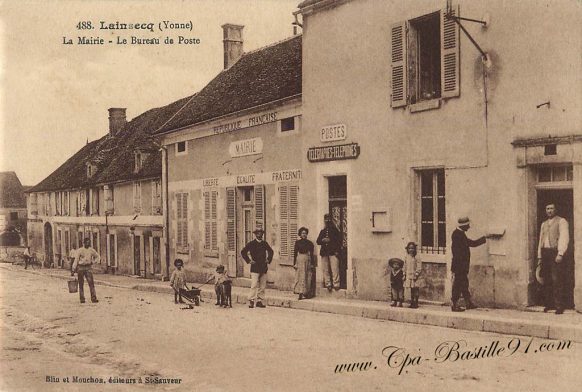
[[23, 246, 31, 269], [68, 245, 78, 273], [451, 216, 487, 312], [241, 228, 273, 309], [316, 213, 342, 292], [71, 238, 99, 304], [537, 203, 569, 315]]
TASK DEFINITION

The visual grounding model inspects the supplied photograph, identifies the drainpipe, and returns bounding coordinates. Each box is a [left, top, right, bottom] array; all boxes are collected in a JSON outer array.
[[162, 145, 170, 281]]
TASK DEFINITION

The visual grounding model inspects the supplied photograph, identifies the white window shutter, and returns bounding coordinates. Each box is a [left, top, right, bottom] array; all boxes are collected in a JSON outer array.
[[211, 191, 218, 250], [204, 191, 210, 249], [226, 188, 236, 252], [289, 185, 299, 257], [279, 186, 289, 257], [441, 5, 460, 98], [390, 21, 407, 108], [254, 185, 265, 232]]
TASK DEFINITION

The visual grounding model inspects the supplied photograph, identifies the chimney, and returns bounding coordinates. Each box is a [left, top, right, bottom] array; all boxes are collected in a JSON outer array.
[[108, 108, 127, 136], [222, 24, 244, 69]]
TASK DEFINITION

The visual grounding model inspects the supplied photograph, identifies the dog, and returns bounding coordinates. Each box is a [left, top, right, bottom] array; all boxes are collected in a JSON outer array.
[[216, 280, 232, 308]]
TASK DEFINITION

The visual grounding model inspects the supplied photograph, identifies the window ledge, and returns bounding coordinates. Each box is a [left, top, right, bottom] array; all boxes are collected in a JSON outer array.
[[409, 99, 441, 113], [419, 252, 447, 264], [203, 250, 219, 258]]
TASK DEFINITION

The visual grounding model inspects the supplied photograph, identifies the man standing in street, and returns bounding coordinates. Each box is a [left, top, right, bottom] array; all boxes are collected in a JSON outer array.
[[241, 228, 273, 308], [23, 246, 31, 269], [71, 238, 99, 304], [537, 203, 569, 314], [316, 213, 343, 292], [451, 216, 487, 312]]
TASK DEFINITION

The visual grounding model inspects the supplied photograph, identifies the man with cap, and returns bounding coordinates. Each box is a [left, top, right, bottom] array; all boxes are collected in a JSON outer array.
[[536, 203, 569, 314], [71, 238, 99, 304], [451, 216, 486, 312], [316, 213, 343, 291], [241, 228, 274, 308]]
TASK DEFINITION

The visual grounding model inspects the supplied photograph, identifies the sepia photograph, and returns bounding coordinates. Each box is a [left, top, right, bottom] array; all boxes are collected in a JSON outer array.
[[0, 0, 581, 391]]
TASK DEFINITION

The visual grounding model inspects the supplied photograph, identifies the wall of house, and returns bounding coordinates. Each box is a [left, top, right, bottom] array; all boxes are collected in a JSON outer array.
[[166, 102, 303, 288], [300, 0, 581, 307]]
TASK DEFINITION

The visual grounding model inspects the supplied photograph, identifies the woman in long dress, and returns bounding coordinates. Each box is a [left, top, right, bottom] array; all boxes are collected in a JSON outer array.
[[293, 227, 315, 300]]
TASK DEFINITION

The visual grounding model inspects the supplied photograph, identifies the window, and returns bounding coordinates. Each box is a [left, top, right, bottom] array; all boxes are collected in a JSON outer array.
[[90, 188, 99, 215], [134, 152, 142, 173], [203, 190, 218, 251], [152, 180, 162, 215], [176, 193, 188, 252], [92, 231, 100, 256], [10, 212, 18, 221], [29, 194, 38, 215], [176, 141, 187, 155], [279, 184, 299, 262], [418, 169, 446, 254], [538, 165, 573, 183], [133, 182, 142, 213], [63, 192, 69, 216], [56, 192, 61, 215], [104, 185, 114, 214], [391, 6, 459, 108], [280, 117, 295, 132], [107, 233, 118, 267]]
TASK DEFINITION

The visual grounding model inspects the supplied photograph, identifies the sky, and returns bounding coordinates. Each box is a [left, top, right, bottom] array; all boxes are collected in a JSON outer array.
[[0, 0, 300, 186]]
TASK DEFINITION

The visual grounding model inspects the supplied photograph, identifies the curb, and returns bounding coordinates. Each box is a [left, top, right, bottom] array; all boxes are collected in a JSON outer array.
[[11, 266, 582, 343]]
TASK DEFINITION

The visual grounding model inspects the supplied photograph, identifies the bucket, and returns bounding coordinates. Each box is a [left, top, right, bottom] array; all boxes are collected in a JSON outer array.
[[68, 278, 78, 293]]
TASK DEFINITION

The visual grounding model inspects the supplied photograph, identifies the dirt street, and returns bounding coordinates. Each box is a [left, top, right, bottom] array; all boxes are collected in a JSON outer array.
[[1, 266, 580, 392]]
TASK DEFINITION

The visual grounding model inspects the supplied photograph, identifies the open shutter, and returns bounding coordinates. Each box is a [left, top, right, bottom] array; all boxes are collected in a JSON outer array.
[[279, 186, 289, 257], [226, 188, 236, 252], [204, 191, 210, 249], [289, 185, 299, 257], [390, 21, 407, 108], [441, 5, 460, 98], [254, 185, 265, 232], [211, 191, 218, 250], [181, 193, 188, 248]]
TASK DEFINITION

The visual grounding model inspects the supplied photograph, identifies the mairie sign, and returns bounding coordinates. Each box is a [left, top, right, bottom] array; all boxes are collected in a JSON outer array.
[[307, 143, 360, 162]]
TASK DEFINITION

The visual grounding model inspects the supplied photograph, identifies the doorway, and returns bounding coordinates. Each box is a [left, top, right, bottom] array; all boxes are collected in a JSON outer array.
[[134, 235, 141, 276], [153, 236, 161, 275], [44, 222, 53, 268], [535, 189, 575, 308], [236, 187, 254, 278], [328, 176, 347, 289]]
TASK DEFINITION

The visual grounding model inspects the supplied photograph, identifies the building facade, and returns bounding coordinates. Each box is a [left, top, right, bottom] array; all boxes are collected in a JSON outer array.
[[156, 26, 304, 290], [0, 171, 28, 245], [26, 99, 191, 277], [296, 0, 581, 308]]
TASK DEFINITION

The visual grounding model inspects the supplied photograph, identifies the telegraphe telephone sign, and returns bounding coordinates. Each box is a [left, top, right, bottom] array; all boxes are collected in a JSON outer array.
[[307, 143, 360, 162]]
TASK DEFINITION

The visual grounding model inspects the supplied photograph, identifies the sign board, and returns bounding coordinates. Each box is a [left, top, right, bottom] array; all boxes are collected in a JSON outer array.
[[307, 143, 360, 162], [229, 137, 263, 158], [320, 123, 346, 143]]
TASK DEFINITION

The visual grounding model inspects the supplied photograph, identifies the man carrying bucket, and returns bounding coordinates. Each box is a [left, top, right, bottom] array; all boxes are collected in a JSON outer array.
[[71, 238, 99, 304]]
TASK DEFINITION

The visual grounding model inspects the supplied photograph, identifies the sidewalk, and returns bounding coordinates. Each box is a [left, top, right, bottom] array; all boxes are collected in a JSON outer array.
[[7, 264, 582, 343]]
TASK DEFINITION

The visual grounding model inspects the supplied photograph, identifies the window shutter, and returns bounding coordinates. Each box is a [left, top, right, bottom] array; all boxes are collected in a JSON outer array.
[[254, 185, 265, 232], [204, 191, 210, 249], [279, 186, 289, 257], [390, 21, 407, 108], [441, 5, 460, 98], [176, 193, 183, 247], [181, 193, 188, 248], [289, 185, 299, 257], [211, 191, 218, 250], [226, 188, 236, 252]]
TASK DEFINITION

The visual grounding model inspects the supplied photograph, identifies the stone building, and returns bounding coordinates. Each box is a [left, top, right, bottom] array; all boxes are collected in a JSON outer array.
[[154, 25, 303, 289], [25, 99, 190, 276], [295, 0, 581, 308], [0, 171, 28, 245]]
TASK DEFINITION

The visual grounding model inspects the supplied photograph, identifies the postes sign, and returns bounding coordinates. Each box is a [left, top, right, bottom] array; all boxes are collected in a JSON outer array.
[[307, 143, 360, 162]]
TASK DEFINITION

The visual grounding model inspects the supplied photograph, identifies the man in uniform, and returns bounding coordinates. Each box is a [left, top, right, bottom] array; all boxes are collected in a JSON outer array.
[[241, 228, 274, 308], [451, 216, 487, 312], [71, 238, 100, 304], [537, 203, 569, 315], [316, 213, 343, 292]]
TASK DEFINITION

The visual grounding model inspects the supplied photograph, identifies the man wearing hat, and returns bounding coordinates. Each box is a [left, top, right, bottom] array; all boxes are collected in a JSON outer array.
[[316, 213, 343, 291], [241, 228, 274, 308], [451, 216, 486, 312], [536, 203, 569, 314]]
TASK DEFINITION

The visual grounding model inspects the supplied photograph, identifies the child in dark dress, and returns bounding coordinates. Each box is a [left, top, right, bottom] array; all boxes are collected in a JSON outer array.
[[388, 258, 405, 307]]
